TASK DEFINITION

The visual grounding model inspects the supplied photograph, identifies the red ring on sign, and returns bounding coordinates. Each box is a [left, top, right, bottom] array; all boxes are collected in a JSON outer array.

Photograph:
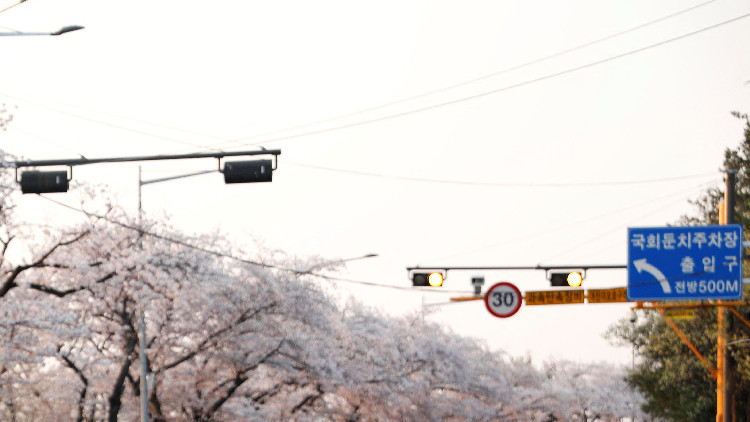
[[484, 282, 522, 318]]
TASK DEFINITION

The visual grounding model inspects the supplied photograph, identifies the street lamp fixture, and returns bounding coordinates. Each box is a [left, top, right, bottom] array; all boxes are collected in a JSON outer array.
[[352, 253, 378, 260], [0, 25, 84, 36], [50, 25, 84, 36], [339, 253, 379, 263]]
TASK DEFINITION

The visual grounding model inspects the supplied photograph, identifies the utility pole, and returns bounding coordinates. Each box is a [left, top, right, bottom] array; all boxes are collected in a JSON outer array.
[[134, 163, 253, 422], [717, 169, 736, 422], [138, 166, 149, 422]]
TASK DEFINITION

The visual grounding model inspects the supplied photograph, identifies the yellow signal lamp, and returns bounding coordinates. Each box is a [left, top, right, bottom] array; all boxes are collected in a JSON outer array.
[[427, 272, 444, 287], [566, 271, 583, 287]]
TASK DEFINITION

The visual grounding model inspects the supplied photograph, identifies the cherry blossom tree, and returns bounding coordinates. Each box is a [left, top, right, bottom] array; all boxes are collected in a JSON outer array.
[[0, 102, 13, 131], [0, 149, 645, 421]]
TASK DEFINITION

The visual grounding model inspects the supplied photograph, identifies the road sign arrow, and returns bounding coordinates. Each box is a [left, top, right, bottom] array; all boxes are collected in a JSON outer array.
[[633, 258, 671, 294]]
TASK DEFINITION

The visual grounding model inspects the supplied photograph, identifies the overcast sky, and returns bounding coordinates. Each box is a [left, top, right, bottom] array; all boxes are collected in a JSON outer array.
[[2, 0, 750, 365]]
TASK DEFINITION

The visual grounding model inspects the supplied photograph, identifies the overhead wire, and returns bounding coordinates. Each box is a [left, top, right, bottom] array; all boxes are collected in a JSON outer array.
[[35, 194, 472, 294], [23, 180, 727, 295], [0, 89, 231, 147], [1, 4, 740, 295], [0, 91, 224, 151], [0, 1, 735, 158], [218, 10, 750, 150], [4, 125, 87, 157], [418, 177, 721, 265], [0, 0, 26, 15], [536, 179, 722, 265], [210, 0, 722, 150], [286, 162, 717, 188]]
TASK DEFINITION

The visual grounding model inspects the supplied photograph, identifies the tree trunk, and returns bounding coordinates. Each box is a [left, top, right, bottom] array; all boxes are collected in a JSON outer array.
[[108, 355, 133, 422]]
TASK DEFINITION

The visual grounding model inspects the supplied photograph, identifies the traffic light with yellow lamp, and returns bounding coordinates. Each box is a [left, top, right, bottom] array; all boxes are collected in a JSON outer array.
[[549, 271, 584, 287], [412, 271, 445, 287]]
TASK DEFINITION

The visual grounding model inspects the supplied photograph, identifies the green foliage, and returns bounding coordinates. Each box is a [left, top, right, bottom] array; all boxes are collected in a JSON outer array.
[[680, 112, 750, 232], [609, 112, 750, 421]]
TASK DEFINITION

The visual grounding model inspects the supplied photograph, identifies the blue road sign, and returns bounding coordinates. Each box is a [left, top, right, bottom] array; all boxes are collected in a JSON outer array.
[[627, 225, 743, 301]]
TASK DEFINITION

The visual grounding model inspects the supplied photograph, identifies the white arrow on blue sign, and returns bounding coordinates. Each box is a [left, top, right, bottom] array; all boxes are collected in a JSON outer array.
[[627, 224, 743, 301]]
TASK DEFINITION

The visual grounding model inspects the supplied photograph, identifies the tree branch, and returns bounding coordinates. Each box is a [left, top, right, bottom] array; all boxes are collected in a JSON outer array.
[[156, 301, 277, 373], [0, 230, 91, 297], [27, 270, 117, 298], [107, 334, 137, 422], [59, 352, 89, 422]]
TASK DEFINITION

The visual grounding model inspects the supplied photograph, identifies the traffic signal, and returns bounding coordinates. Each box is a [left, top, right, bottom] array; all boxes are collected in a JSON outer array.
[[19, 170, 69, 194], [223, 159, 273, 184], [550, 271, 583, 287], [412, 271, 444, 287]]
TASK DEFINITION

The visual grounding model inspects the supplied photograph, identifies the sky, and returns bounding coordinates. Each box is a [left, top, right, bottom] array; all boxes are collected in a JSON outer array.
[[1, 0, 750, 366]]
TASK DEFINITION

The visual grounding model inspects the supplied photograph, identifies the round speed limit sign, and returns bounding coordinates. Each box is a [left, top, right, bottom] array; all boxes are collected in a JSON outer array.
[[484, 282, 522, 318]]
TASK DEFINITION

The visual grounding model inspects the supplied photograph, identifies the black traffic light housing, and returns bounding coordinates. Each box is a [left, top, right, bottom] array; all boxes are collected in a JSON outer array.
[[223, 159, 274, 184], [19, 170, 70, 194], [549, 271, 584, 287]]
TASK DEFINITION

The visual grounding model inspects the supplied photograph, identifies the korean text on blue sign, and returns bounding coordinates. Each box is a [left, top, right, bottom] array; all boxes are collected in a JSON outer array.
[[627, 225, 743, 301]]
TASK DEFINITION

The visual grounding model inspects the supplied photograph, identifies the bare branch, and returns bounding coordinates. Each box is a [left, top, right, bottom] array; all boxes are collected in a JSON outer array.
[[0, 229, 92, 297], [156, 301, 278, 373], [59, 352, 89, 422], [27, 270, 117, 298]]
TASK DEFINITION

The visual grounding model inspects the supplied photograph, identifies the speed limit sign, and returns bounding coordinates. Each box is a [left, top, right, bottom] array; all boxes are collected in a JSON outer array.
[[484, 282, 522, 318]]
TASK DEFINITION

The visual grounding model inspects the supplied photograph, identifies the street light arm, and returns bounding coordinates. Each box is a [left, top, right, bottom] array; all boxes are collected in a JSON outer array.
[[0, 25, 84, 37], [339, 253, 379, 263]]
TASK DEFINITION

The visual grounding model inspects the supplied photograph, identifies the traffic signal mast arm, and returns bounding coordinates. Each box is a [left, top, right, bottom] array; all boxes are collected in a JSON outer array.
[[406, 264, 627, 272], [10, 149, 281, 168], [10, 149, 281, 194], [407, 264, 626, 287]]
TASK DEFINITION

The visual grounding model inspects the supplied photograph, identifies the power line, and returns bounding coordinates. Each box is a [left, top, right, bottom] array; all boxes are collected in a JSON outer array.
[[418, 178, 720, 264], [211, 0, 721, 150], [0, 89, 230, 146], [35, 194, 471, 294], [0, 0, 27, 15], [0, 1, 727, 156], [223, 11, 750, 149], [32, 186, 720, 295], [0, 92, 221, 151], [537, 179, 720, 264], [286, 162, 717, 188], [5, 125, 87, 157]]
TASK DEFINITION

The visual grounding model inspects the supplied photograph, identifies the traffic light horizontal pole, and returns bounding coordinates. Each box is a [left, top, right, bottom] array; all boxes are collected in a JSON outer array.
[[10, 149, 281, 168], [407, 264, 626, 272]]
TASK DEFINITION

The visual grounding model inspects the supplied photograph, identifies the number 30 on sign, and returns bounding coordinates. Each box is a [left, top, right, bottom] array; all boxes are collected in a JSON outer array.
[[484, 282, 522, 318]]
